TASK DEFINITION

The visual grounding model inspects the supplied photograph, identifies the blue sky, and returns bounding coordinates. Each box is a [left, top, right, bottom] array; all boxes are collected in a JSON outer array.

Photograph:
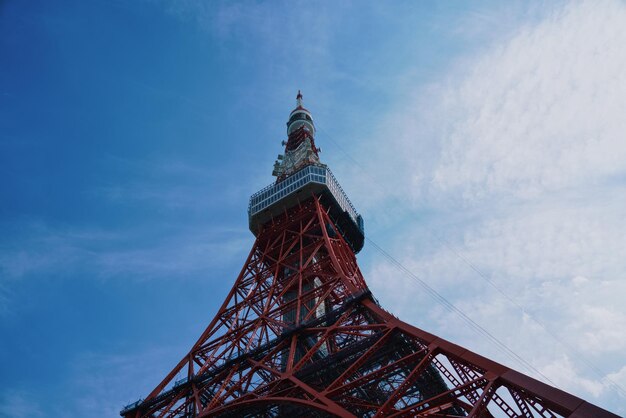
[[1, 0, 626, 416]]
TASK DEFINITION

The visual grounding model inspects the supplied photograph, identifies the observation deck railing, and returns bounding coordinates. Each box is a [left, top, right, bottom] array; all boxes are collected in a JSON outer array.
[[248, 165, 362, 230]]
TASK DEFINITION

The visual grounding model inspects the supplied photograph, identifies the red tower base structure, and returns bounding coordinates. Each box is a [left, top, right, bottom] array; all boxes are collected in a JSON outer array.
[[121, 197, 619, 417]]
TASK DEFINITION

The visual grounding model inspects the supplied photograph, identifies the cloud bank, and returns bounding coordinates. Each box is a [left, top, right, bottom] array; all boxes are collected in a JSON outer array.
[[358, 0, 626, 413]]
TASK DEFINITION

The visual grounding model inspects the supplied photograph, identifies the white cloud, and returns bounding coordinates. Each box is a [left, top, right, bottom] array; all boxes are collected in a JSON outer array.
[[359, 0, 626, 412], [541, 355, 605, 397], [607, 365, 626, 391], [434, 0, 626, 201], [348, 0, 626, 206]]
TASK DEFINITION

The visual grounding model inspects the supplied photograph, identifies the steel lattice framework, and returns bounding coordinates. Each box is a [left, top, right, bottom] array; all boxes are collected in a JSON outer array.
[[121, 93, 619, 418], [122, 198, 618, 418]]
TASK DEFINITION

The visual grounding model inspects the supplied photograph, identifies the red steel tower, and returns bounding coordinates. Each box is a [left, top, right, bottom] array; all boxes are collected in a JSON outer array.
[[121, 93, 619, 418]]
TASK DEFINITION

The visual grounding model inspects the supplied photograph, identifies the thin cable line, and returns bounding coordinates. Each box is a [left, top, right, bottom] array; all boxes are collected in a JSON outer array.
[[429, 232, 626, 398], [316, 124, 626, 397], [366, 237, 556, 385]]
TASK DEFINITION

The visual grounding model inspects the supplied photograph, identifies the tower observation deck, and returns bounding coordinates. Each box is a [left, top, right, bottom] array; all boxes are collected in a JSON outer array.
[[121, 92, 620, 418]]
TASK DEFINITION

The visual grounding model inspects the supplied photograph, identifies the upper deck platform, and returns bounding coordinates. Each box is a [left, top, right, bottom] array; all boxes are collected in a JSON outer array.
[[248, 165, 364, 253]]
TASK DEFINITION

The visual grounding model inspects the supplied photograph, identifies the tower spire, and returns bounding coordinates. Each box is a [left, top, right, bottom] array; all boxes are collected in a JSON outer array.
[[296, 89, 303, 108], [272, 92, 321, 180]]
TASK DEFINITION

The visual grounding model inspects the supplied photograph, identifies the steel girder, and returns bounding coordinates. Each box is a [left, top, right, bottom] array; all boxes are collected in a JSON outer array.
[[122, 197, 619, 418]]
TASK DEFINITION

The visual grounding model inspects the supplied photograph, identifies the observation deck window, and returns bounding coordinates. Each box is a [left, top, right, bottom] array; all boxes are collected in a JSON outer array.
[[248, 165, 362, 232]]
